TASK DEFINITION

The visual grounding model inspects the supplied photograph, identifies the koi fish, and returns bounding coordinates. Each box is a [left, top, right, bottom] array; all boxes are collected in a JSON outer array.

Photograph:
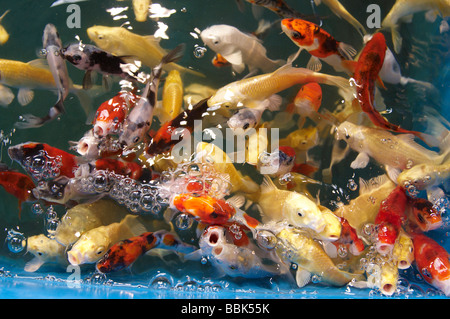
[[412, 232, 450, 296], [392, 229, 414, 269], [407, 197, 443, 232], [381, 0, 450, 53], [8, 142, 78, 181], [227, 106, 265, 134], [92, 91, 138, 138], [186, 225, 285, 279], [67, 214, 146, 265], [287, 83, 339, 127], [194, 142, 260, 194], [349, 33, 434, 144], [376, 253, 399, 296], [171, 193, 260, 231], [154, 70, 184, 124], [208, 63, 354, 110], [25, 234, 67, 272], [242, 0, 314, 20], [257, 146, 296, 177], [0, 10, 10, 45], [146, 97, 209, 156], [0, 58, 90, 113], [397, 162, 450, 192], [119, 44, 185, 149], [200, 24, 285, 74], [72, 129, 101, 160], [334, 121, 448, 181], [331, 217, 365, 257], [333, 174, 396, 235], [255, 176, 340, 240], [0, 163, 36, 218], [212, 53, 231, 68], [281, 18, 357, 73], [87, 25, 204, 77], [61, 43, 143, 89], [133, 0, 151, 22], [374, 186, 408, 255], [279, 126, 319, 165], [96, 230, 196, 273], [313, 0, 366, 36], [275, 227, 365, 287], [16, 24, 70, 129]]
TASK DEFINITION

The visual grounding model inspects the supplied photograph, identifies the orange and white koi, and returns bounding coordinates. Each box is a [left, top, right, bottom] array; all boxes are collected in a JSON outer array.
[[333, 217, 365, 256], [407, 197, 443, 232], [281, 18, 357, 73], [93, 91, 138, 138], [374, 186, 408, 255], [96, 230, 196, 273], [412, 232, 450, 296]]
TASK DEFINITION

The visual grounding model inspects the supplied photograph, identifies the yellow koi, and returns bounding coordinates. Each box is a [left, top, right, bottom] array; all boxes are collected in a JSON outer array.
[[25, 234, 67, 272], [0, 10, 10, 45], [155, 70, 184, 123], [133, 0, 151, 22]]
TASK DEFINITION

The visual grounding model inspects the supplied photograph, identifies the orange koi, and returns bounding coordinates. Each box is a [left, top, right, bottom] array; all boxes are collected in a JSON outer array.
[[407, 197, 442, 232], [0, 163, 36, 218], [94, 158, 147, 181], [333, 217, 365, 255], [412, 233, 450, 296]]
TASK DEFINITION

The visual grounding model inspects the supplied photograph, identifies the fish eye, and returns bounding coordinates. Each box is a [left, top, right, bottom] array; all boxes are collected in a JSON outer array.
[[133, 136, 140, 143], [37, 252, 43, 256], [98, 34, 104, 40], [96, 247, 105, 255], [213, 40, 219, 45], [292, 31, 304, 40], [297, 212, 303, 217], [345, 133, 350, 139], [73, 54, 81, 62], [421, 268, 432, 278], [243, 123, 250, 130]]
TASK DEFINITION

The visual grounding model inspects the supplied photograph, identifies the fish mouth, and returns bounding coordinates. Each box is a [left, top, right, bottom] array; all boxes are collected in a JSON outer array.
[[67, 250, 82, 266], [376, 242, 394, 255]]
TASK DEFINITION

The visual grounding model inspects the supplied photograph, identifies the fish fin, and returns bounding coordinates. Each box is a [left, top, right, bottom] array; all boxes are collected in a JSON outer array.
[[306, 56, 322, 72], [295, 268, 311, 288], [322, 241, 338, 258], [72, 88, 93, 120], [27, 58, 49, 70], [161, 43, 185, 65], [350, 152, 370, 169], [260, 175, 277, 194], [227, 194, 246, 209], [17, 88, 34, 106], [102, 75, 112, 91], [314, 0, 321, 5], [385, 165, 401, 183], [341, 60, 357, 74], [359, 174, 389, 195], [240, 175, 260, 194], [232, 63, 246, 74], [82, 71, 93, 90], [24, 257, 45, 273], [183, 249, 204, 261], [338, 42, 357, 60], [376, 76, 386, 90], [262, 94, 282, 112], [425, 10, 438, 23], [235, 0, 246, 13], [14, 113, 46, 129], [401, 14, 413, 24], [391, 26, 403, 54], [123, 215, 147, 236], [0, 9, 9, 22], [287, 48, 303, 65], [251, 3, 265, 20], [223, 50, 243, 66]]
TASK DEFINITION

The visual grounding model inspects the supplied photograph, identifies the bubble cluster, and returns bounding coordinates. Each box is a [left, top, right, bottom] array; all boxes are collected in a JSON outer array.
[[22, 150, 63, 180], [44, 206, 59, 239]]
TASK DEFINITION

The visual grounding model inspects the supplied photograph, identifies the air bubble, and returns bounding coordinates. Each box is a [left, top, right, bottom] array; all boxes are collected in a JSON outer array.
[[31, 203, 44, 215], [175, 213, 194, 230], [45, 219, 59, 238], [6, 229, 26, 254], [201, 257, 208, 265], [193, 46, 207, 58], [256, 230, 278, 250]]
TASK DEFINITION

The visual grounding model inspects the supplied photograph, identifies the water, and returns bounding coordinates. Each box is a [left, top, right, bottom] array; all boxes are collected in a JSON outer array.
[[0, 0, 449, 300]]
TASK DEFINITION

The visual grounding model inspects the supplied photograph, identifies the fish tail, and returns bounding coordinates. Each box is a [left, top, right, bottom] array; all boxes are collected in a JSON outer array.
[[162, 44, 186, 66], [15, 98, 65, 129]]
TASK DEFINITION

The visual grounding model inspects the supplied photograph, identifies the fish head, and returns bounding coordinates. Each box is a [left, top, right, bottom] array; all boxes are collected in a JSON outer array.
[[43, 23, 62, 49], [118, 121, 147, 149], [257, 147, 295, 177], [334, 121, 359, 145], [27, 234, 64, 260], [317, 210, 342, 242], [294, 83, 322, 113], [199, 225, 228, 255], [67, 231, 109, 265], [281, 18, 315, 47], [227, 108, 259, 133], [285, 196, 326, 234], [75, 130, 100, 158], [61, 43, 91, 69], [87, 26, 113, 51], [409, 198, 442, 232], [200, 25, 234, 56], [289, 127, 319, 150], [32, 176, 70, 204]]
